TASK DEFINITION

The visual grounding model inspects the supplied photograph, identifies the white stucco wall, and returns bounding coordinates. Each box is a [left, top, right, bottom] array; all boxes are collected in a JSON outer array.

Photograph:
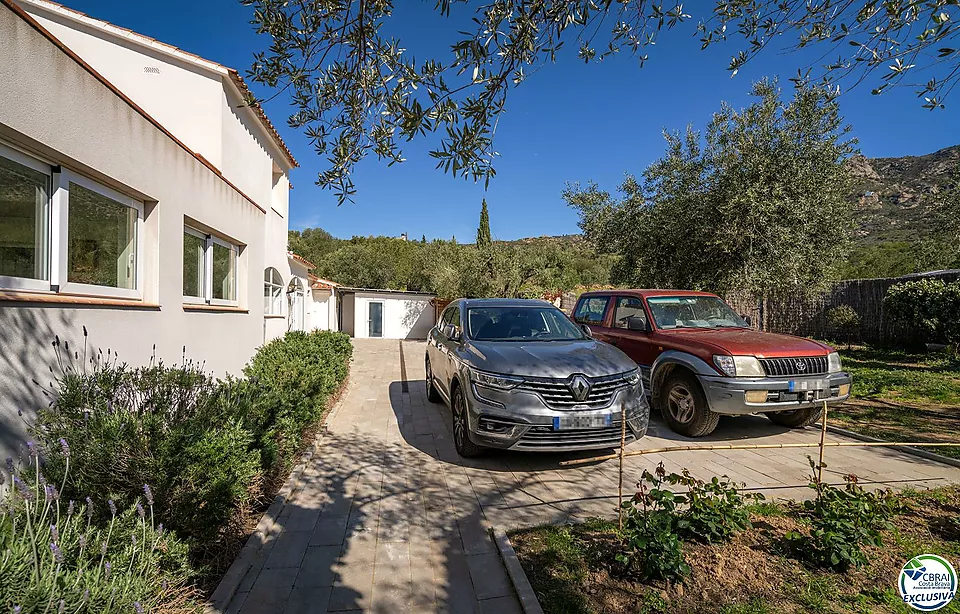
[[18, 0, 292, 218], [0, 3, 274, 462], [310, 289, 332, 331], [350, 292, 436, 339]]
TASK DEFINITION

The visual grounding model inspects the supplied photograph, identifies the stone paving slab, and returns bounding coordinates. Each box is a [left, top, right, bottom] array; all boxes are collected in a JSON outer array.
[[219, 338, 960, 613]]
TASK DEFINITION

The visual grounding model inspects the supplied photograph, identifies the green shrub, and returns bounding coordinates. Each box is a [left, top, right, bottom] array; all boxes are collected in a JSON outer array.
[[35, 363, 261, 558], [827, 305, 860, 349], [884, 279, 960, 349], [617, 464, 759, 581], [787, 468, 899, 571], [244, 330, 352, 471], [0, 449, 196, 613]]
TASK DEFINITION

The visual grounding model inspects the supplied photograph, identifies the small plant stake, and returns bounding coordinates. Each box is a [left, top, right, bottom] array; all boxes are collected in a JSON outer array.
[[818, 400, 828, 487], [618, 402, 626, 531]]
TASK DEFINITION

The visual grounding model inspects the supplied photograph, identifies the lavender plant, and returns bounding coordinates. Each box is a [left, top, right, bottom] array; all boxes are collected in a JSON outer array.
[[0, 441, 196, 613]]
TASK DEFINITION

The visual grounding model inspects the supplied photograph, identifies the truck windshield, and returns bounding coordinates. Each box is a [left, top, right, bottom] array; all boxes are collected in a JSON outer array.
[[467, 306, 586, 341], [647, 296, 748, 330]]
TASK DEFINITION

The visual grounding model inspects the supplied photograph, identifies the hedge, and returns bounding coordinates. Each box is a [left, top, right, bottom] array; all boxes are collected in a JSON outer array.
[[18, 329, 352, 602]]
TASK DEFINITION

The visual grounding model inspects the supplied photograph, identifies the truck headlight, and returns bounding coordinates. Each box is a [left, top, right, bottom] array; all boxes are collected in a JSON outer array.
[[470, 369, 524, 390], [827, 352, 842, 373], [713, 355, 765, 377]]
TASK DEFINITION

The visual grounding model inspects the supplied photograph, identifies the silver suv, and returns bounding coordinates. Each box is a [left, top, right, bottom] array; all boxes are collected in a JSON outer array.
[[425, 298, 649, 457]]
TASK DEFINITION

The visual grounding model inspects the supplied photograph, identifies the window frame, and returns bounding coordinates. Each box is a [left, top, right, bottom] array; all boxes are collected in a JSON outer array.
[[612, 296, 649, 331], [58, 170, 144, 300], [263, 267, 284, 316], [0, 141, 53, 293], [182, 224, 239, 307]]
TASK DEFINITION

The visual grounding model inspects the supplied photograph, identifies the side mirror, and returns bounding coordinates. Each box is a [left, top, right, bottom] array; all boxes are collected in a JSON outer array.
[[742, 314, 753, 327], [626, 317, 648, 332], [445, 324, 462, 342], [580, 324, 593, 338]]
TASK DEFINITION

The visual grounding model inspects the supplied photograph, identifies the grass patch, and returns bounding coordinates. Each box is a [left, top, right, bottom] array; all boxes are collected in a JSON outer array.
[[826, 345, 960, 458], [511, 486, 960, 614]]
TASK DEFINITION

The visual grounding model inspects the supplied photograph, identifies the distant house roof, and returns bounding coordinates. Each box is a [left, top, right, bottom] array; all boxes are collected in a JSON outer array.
[[17, 0, 297, 169], [288, 252, 316, 269], [338, 287, 436, 297], [308, 274, 339, 290]]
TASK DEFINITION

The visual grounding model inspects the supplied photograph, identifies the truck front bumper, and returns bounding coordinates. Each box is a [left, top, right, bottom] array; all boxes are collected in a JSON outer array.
[[699, 371, 852, 415]]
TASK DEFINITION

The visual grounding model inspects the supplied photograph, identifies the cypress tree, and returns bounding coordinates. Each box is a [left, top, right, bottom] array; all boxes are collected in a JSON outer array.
[[476, 199, 492, 248]]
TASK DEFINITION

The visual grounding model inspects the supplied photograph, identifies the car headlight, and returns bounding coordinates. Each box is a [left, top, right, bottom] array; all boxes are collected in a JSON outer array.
[[713, 355, 765, 377], [470, 369, 524, 390], [625, 368, 643, 390], [827, 352, 842, 373]]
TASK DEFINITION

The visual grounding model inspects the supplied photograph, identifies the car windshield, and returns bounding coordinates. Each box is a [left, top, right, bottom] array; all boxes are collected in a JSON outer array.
[[467, 306, 586, 341], [647, 296, 748, 330]]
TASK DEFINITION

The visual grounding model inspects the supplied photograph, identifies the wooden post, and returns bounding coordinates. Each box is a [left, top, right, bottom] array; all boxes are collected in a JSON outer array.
[[618, 403, 626, 531], [817, 401, 828, 488]]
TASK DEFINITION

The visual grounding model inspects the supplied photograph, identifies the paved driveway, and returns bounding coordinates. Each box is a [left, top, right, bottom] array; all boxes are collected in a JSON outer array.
[[219, 339, 960, 614]]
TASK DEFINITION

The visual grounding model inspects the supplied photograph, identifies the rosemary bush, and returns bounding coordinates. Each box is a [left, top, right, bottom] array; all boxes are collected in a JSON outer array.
[[0, 442, 195, 613]]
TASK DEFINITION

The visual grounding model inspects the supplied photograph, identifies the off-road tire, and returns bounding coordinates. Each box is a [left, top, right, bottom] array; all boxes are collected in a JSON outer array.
[[452, 385, 483, 457], [659, 371, 720, 437], [766, 407, 823, 428], [425, 357, 442, 403]]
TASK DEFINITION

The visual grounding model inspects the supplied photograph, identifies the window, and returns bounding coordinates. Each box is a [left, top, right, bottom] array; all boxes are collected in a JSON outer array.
[[573, 296, 610, 325], [0, 142, 143, 298], [0, 146, 50, 289], [612, 297, 649, 331], [440, 305, 460, 336], [264, 267, 283, 315], [183, 225, 238, 306]]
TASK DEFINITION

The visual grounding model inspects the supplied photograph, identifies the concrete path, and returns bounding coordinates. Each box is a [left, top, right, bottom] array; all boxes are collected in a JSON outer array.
[[219, 339, 960, 614]]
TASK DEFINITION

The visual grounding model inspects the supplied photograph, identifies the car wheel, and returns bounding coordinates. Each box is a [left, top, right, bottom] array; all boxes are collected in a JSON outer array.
[[660, 372, 720, 437], [766, 407, 823, 428], [425, 357, 442, 403], [452, 384, 483, 458]]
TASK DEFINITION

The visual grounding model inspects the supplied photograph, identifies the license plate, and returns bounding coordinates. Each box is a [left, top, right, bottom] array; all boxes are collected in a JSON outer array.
[[553, 414, 613, 430], [788, 379, 826, 392]]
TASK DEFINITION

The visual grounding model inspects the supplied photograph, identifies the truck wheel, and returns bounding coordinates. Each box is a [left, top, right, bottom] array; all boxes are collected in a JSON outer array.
[[425, 357, 442, 403], [452, 385, 483, 458], [659, 372, 720, 437], [766, 407, 823, 428]]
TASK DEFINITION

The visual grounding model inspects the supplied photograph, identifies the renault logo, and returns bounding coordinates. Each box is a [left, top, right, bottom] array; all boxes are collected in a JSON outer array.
[[569, 375, 592, 402], [795, 360, 807, 372]]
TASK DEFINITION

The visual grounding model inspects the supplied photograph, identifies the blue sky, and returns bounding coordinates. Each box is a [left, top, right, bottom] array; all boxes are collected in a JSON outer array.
[[60, 1, 959, 241]]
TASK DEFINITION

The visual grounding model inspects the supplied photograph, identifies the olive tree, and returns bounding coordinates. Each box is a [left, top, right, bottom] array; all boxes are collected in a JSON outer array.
[[566, 80, 855, 297], [244, 0, 960, 202]]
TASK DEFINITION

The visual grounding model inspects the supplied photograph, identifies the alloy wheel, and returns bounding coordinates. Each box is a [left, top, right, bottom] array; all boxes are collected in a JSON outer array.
[[667, 385, 696, 424], [453, 391, 466, 449]]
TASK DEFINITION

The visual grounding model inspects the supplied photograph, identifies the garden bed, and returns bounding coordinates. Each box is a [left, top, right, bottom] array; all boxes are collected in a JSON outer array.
[[512, 487, 960, 614]]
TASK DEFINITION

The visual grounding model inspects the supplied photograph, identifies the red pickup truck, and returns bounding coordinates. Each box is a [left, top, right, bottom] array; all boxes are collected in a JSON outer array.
[[572, 289, 852, 437]]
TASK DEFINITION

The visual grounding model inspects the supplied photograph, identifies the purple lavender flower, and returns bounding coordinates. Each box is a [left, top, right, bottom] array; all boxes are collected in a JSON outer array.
[[82, 589, 89, 603], [26, 441, 37, 457], [86, 497, 94, 521], [67, 500, 75, 516], [79, 534, 87, 548], [58, 438, 70, 458], [50, 524, 59, 543], [101, 541, 108, 556], [14, 606, 21, 614], [161, 580, 168, 591], [108, 499, 116, 516], [58, 600, 65, 614], [45, 484, 58, 503], [0, 471, 4, 487], [157, 523, 164, 536], [103, 560, 111, 580], [50, 542, 63, 564], [136, 502, 145, 519], [5, 457, 13, 473], [143, 484, 154, 506], [131, 534, 137, 546], [13, 476, 33, 502], [134, 603, 144, 614]]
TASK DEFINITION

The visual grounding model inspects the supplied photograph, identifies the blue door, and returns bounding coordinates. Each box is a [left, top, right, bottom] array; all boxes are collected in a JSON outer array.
[[368, 302, 383, 338]]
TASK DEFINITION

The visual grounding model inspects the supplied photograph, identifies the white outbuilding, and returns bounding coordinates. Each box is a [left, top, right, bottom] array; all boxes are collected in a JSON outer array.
[[336, 288, 437, 339]]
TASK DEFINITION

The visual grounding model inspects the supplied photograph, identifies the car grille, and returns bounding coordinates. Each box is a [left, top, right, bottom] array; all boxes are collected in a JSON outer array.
[[759, 356, 829, 377], [517, 373, 632, 409], [513, 422, 635, 450]]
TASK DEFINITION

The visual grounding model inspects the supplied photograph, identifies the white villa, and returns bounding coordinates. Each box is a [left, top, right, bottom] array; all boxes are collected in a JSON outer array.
[[0, 0, 319, 460]]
